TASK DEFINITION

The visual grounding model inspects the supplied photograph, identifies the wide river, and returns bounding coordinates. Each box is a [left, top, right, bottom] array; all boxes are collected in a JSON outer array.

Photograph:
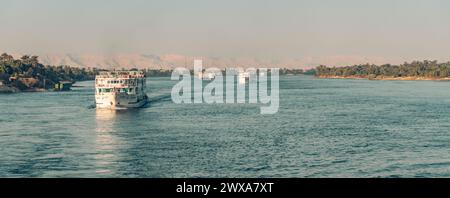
[[1, 75, 450, 177]]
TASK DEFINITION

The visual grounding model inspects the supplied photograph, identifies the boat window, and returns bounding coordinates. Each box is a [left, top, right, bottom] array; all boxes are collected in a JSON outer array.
[[129, 88, 133, 93], [98, 89, 102, 93], [105, 88, 111, 93]]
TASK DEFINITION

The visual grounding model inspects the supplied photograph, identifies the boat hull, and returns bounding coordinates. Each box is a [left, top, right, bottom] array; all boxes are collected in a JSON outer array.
[[96, 93, 148, 110]]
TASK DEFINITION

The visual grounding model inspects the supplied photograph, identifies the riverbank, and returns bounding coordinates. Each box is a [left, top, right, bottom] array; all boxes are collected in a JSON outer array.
[[0, 85, 20, 93], [0, 85, 52, 93], [316, 75, 450, 81]]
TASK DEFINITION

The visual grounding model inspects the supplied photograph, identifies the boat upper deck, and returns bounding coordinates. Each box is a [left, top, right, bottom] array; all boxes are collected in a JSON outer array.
[[96, 71, 145, 79]]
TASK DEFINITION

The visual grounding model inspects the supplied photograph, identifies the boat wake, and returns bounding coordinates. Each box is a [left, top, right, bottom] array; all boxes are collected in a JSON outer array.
[[87, 104, 96, 109], [148, 94, 172, 103]]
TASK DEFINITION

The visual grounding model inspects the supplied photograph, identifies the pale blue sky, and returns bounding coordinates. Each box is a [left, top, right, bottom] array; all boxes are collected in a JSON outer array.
[[1, 0, 450, 61]]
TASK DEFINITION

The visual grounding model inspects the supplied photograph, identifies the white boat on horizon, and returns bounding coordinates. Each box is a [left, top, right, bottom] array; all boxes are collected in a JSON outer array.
[[197, 71, 216, 81], [238, 71, 250, 84]]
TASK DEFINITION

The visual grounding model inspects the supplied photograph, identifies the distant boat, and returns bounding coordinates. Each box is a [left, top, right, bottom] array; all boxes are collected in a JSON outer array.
[[95, 71, 148, 109], [197, 71, 215, 81], [204, 72, 215, 80], [54, 81, 73, 91], [238, 72, 249, 84]]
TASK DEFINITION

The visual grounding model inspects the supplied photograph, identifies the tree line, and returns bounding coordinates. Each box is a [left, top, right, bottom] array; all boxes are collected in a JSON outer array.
[[0, 53, 96, 90], [315, 60, 450, 78]]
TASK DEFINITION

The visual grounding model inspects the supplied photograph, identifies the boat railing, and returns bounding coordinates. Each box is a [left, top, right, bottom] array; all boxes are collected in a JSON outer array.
[[97, 71, 145, 79]]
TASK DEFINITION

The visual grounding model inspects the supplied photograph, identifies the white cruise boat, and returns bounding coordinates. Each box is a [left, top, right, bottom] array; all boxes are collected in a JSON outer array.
[[95, 71, 148, 109]]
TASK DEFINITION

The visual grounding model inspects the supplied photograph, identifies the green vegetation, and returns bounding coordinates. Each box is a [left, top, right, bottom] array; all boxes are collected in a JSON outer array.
[[279, 68, 306, 75], [143, 69, 173, 77], [315, 60, 450, 79], [0, 53, 96, 92], [302, 69, 316, 75]]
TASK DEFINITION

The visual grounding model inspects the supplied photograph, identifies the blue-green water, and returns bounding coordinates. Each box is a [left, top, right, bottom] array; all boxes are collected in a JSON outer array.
[[1, 75, 450, 178]]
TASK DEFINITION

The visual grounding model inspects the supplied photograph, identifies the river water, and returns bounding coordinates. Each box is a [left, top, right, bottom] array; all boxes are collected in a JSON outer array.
[[1, 75, 450, 177]]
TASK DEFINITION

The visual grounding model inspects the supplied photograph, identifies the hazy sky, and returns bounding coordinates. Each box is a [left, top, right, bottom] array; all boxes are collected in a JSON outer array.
[[1, 0, 450, 61]]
